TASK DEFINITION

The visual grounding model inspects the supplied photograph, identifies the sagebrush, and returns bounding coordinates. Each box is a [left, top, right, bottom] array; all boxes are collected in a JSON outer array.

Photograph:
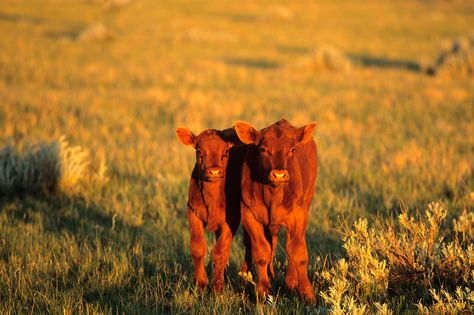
[[0, 137, 107, 195]]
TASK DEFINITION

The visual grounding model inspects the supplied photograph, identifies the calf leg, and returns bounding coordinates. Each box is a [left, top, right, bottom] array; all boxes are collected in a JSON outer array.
[[211, 223, 233, 293], [291, 218, 315, 303], [241, 229, 253, 274], [270, 235, 277, 279], [187, 207, 208, 289], [242, 204, 272, 298], [285, 230, 298, 290], [265, 231, 277, 279]]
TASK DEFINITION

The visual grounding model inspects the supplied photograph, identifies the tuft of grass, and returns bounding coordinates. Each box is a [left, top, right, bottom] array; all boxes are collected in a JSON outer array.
[[260, 5, 293, 21], [294, 46, 352, 73], [103, 0, 133, 11], [426, 35, 474, 77], [77, 23, 113, 42], [0, 136, 106, 195]]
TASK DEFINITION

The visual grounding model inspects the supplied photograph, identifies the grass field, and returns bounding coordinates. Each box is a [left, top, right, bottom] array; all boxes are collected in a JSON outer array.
[[0, 0, 473, 313]]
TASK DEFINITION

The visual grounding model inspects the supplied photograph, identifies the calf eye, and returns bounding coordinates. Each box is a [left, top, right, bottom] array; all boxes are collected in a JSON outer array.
[[290, 147, 296, 154], [260, 147, 266, 153]]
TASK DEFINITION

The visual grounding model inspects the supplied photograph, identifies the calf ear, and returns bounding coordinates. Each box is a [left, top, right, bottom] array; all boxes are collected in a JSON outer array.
[[176, 128, 196, 147], [234, 121, 260, 145], [220, 128, 241, 147], [297, 122, 317, 143]]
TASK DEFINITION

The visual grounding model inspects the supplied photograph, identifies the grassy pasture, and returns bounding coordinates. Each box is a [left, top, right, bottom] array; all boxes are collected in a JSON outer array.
[[0, 0, 473, 313]]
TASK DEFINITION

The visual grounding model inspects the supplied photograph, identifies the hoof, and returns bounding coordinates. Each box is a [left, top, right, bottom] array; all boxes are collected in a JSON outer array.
[[257, 283, 272, 300], [285, 275, 298, 291], [211, 280, 224, 293], [298, 286, 316, 304], [196, 278, 209, 290]]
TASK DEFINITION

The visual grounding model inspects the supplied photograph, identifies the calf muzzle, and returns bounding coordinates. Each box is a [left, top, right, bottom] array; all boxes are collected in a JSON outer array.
[[269, 169, 289, 183], [204, 166, 224, 181]]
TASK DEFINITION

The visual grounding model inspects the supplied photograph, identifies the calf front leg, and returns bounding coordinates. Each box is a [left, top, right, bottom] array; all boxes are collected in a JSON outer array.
[[285, 230, 298, 290], [291, 216, 315, 303], [187, 207, 208, 289], [242, 204, 272, 298], [211, 223, 233, 293]]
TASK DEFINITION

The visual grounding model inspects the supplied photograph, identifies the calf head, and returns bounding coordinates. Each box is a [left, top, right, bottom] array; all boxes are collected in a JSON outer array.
[[176, 128, 234, 182], [234, 119, 317, 185]]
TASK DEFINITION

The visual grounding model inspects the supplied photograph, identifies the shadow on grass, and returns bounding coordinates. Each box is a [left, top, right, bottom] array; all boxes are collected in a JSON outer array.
[[0, 167, 344, 312], [44, 30, 80, 41], [350, 53, 421, 72], [0, 191, 192, 313], [225, 57, 280, 69], [221, 12, 257, 23], [0, 11, 44, 24]]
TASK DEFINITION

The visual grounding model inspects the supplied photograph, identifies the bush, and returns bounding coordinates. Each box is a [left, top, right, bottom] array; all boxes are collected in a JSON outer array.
[[0, 136, 107, 195], [316, 202, 474, 313], [77, 23, 113, 42], [295, 46, 352, 73]]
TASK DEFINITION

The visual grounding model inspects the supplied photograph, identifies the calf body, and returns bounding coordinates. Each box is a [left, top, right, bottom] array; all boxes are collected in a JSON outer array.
[[177, 128, 251, 292], [234, 119, 318, 302]]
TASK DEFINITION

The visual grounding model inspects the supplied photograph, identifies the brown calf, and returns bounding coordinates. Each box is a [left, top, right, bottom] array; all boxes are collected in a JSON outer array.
[[176, 127, 252, 292], [234, 119, 318, 302]]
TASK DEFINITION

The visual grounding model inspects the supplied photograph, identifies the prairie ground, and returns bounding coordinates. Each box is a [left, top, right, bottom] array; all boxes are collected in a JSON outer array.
[[0, 0, 473, 314]]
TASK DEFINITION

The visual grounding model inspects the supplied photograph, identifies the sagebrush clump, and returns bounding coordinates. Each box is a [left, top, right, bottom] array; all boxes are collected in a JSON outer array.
[[295, 46, 352, 73], [316, 202, 474, 314], [77, 23, 113, 42], [0, 136, 107, 195]]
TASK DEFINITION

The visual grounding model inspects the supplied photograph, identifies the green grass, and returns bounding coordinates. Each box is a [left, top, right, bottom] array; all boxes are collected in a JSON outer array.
[[0, 0, 473, 313]]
